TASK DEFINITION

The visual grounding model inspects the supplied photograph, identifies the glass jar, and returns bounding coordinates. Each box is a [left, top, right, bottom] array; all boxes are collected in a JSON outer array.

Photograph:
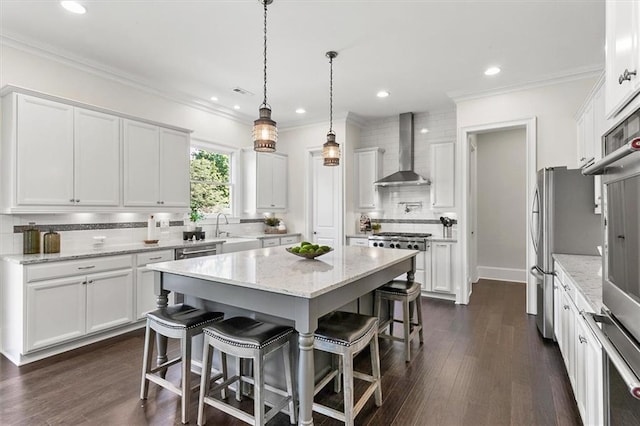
[[43, 229, 60, 254], [23, 222, 41, 254]]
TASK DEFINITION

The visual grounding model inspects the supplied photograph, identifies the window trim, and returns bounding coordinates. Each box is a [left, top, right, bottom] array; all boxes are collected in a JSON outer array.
[[190, 138, 240, 218]]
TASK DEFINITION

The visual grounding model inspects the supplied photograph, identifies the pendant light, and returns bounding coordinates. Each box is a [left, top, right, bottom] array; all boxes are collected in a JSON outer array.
[[323, 51, 340, 166], [253, 0, 277, 152]]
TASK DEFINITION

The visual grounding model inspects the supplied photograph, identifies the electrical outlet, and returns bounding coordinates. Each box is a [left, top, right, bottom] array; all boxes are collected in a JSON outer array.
[[160, 219, 170, 228]]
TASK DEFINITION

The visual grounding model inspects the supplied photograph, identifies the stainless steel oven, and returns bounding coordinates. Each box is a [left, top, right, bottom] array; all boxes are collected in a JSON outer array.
[[583, 107, 640, 423]]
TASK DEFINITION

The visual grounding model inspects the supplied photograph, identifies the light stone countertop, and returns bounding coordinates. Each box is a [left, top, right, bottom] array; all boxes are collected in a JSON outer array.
[[148, 245, 418, 299], [553, 254, 603, 312], [1, 237, 258, 265]]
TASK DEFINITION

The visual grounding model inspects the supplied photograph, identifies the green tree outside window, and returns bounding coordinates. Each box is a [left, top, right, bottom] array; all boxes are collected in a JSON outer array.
[[190, 148, 231, 219]]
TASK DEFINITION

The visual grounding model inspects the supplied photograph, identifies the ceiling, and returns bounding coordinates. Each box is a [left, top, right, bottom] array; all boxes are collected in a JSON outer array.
[[0, 0, 605, 127]]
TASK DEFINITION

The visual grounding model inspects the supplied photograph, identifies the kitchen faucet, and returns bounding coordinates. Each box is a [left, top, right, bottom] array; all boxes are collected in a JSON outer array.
[[215, 213, 229, 237]]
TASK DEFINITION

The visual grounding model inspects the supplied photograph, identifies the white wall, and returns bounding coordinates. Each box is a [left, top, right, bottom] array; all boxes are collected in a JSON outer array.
[[476, 128, 526, 279]]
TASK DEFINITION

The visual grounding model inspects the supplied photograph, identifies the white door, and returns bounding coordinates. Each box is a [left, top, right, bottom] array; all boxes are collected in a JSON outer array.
[[311, 153, 340, 247]]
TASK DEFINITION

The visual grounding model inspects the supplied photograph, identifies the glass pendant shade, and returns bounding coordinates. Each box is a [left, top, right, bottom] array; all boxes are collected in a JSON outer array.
[[323, 131, 340, 166], [253, 106, 277, 152]]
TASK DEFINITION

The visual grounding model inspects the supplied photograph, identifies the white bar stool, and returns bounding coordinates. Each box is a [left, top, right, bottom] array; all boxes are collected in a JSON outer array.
[[313, 311, 382, 426], [374, 279, 424, 362], [140, 304, 225, 424], [197, 316, 296, 425]]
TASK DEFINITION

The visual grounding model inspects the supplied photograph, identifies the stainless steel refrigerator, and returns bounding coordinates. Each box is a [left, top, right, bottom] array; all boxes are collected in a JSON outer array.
[[530, 167, 602, 339]]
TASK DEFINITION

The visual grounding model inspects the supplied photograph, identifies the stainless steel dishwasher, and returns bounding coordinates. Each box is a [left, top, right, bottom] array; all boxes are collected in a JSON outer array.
[[174, 242, 219, 260]]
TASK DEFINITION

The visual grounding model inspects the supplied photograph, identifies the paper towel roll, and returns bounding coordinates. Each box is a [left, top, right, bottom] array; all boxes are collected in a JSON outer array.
[[147, 215, 156, 240]]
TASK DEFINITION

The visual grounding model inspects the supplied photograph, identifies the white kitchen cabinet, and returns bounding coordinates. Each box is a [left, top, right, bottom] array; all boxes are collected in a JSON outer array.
[[242, 149, 288, 212], [605, 0, 640, 118], [2, 255, 136, 364], [430, 142, 455, 209], [354, 147, 384, 210], [2, 94, 120, 210], [553, 261, 604, 426], [260, 235, 300, 248], [123, 120, 190, 208], [431, 241, 453, 293], [135, 250, 174, 320], [346, 236, 369, 247]]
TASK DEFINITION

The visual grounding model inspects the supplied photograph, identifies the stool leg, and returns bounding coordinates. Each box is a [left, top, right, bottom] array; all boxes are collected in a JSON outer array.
[[198, 335, 212, 426], [235, 356, 243, 402], [343, 352, 355, 426], [282, 342, 296, 424], [220, 352, 228, 400], [416, 297, 424, 344], [254, 354, 265, 425], [388, 300, 395, 336], [331, 354, 342, 393], [140, 322, 154, 400], [181, 331, 192, 424], [403, 298, 411, 362], [370, 331, 382, 407]]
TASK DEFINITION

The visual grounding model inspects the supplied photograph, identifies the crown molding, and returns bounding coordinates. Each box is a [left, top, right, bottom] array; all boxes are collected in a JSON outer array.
[[448, 64, 604, 104], [1, 33, 252, 125]]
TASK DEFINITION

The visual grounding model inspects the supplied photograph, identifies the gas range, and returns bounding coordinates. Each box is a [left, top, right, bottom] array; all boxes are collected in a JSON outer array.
[[368, 232, 432, 251]]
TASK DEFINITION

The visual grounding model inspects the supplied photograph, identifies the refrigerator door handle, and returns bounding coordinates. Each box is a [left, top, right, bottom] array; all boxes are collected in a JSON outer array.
[[530, 187, 540, 254], [529, 266, 544, 280]]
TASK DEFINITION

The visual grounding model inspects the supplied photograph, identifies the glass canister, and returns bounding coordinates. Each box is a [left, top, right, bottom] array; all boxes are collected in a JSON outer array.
[[43, 229, 61, 254], [23, 222, 41, 254]]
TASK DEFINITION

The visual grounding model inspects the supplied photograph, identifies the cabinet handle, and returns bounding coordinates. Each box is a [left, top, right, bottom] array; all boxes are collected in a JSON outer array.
[[580, 157, 586, 162], [161, 201, 165, 204], [563, 305, 570, 310], [88, 280, 94, 284], [77, 265, 95, 270], [562, 284, 569, 291], [579, 335, 587, 344], [82, 280, 87, 285], [618, 69, 637, 84], [75, 199, 80, 203], [70, 199, 75, 203], [149, 256, 162, 260]]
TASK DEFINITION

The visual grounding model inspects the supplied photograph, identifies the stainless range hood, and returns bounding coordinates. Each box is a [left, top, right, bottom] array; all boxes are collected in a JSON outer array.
[[374, 112, 430, 186]]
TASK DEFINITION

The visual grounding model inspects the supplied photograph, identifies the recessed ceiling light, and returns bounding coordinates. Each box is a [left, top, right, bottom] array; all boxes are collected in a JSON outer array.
[[60, 1, 86, 14], [210, 96, 218, 102], [484, 66, 501, 76], [376, 90, 390, 98], [233, 105, 241, 110], [420, 128, 429, 134], [295, 108, 306, 114]]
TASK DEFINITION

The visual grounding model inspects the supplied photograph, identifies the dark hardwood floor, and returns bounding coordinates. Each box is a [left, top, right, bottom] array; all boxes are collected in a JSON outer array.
[[0, 279, 581, 425]]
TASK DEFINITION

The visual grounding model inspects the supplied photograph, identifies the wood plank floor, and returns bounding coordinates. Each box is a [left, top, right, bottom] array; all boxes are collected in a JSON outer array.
[[0, 279, 581, 425]]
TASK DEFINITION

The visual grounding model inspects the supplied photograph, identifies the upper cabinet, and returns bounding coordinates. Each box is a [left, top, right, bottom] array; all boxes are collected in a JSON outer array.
[[354, 147, 384, 210], [0, 88, 191, 213], [242, 149, 288, 212], [605, 0, 640, 118], [123, 121, 190, 208], [430, 141, 455, 209]]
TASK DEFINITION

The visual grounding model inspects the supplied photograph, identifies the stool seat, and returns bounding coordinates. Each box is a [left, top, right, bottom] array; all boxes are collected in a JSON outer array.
[[376, 280, 421, 295], [204, 316, 292, 349], [147, 304, 224, 329], [140, 304, 224, 424], [315, 311, 379, 346]]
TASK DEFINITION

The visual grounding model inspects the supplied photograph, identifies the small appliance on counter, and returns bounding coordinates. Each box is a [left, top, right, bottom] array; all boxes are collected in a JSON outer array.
[[183, 230, 206, 241]]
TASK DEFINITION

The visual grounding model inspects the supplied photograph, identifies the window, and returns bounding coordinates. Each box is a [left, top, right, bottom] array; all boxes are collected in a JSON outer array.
[[190, 144, 233, 217]]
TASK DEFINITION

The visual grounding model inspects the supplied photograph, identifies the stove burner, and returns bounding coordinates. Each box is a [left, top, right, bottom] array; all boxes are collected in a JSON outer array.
[[367, 232, 432, 251]]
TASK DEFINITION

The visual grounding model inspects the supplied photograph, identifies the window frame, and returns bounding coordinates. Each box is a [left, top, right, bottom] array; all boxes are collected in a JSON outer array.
[[189, 138, 239, 218]]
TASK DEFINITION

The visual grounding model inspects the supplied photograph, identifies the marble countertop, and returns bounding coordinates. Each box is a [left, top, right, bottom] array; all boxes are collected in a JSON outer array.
[[1, 237, 259, 265], [553, 254, 603, 312], [148, 245, 417, 299]]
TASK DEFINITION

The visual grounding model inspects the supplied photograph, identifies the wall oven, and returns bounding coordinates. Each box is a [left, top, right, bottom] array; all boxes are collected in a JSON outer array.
[[583, 107, 640, 424]]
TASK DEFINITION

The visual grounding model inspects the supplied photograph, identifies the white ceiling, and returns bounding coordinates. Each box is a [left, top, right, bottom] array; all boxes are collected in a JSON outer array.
[[0, 0, 605, 127]]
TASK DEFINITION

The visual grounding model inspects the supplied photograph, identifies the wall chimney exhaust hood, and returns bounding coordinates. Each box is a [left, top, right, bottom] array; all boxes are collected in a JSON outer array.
[[374, 112, 430, 186]]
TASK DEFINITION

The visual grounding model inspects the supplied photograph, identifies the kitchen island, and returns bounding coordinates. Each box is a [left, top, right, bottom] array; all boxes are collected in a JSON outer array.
[[148, 245, 417, 425]]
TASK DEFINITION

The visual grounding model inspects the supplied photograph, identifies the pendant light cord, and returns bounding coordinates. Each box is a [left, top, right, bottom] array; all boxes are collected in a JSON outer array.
[[329, 54, 333, 133], [263, 0, 268, 107]]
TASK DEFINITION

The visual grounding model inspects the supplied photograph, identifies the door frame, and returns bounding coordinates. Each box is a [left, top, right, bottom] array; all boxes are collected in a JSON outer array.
[[305, 148, 344, 246], [459, 117, 537, 314]]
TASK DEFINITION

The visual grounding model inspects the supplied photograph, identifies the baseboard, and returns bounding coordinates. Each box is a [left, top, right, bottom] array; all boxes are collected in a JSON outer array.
[[477, 266, 526, 283]]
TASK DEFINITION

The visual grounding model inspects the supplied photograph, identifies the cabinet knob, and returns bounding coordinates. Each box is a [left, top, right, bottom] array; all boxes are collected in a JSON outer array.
[[70, 199, 75, 203], [75, 199, 80, 203], [579, 335, 587, 344], [563, 305, 570, 310], [618, 68, 637, 84]]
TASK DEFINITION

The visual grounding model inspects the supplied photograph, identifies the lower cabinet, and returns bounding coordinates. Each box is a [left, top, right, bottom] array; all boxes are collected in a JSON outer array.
[[261, 235, 300, 248], [553, 261, 604, 426], [135, 250, 175, 320], [431, 242, 453, 293], [346, 236, 369, 247]]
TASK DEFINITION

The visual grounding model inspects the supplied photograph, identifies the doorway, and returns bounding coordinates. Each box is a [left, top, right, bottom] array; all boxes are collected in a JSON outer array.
[[460, 118, 537, 314], [306, 150, 343, 247]]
